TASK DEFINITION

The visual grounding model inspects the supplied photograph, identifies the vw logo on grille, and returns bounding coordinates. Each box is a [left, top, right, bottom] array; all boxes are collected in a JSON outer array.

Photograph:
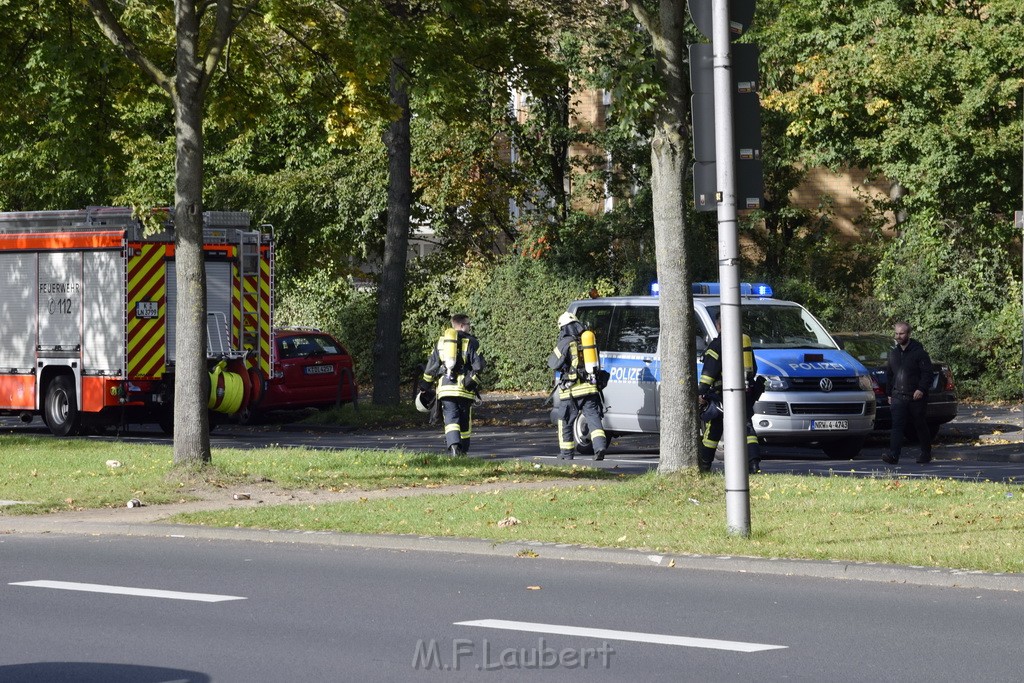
[[819, 377, 833, 392]]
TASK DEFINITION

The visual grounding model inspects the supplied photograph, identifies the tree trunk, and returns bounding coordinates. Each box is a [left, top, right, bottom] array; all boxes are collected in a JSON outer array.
[[85, 0, 242, 465], [172, 1, 211, 465], [372, 56, 412, 405], [648, 0, 700, 473]]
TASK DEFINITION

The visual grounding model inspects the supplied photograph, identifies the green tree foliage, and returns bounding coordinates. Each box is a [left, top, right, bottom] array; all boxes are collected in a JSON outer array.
[[463, 254, 615, 391], [875, 211, 1022, 398], [757, 0, 1024, 397], [275, 251, 612, 394], [759, 0, 1024, 220], [508, 2, 666, 285], [0, 0, 163, 209]]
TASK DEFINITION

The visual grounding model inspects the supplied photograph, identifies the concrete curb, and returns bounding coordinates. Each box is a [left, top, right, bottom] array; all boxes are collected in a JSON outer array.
[[4, 517, 1022, 594]]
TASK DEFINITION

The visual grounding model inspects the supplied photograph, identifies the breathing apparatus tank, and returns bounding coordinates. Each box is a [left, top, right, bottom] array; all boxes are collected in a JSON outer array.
[[742, 333, 755, 387], [441, 327, 459, 379], [581, 329, 599, 381]]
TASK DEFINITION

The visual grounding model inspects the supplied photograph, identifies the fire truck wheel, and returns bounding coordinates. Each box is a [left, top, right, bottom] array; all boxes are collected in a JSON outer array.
[[44, 376, 81, 437], [157, 412, 174, 436]]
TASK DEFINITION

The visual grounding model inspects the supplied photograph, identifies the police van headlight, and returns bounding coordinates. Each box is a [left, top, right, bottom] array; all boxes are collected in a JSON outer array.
[[763, 375, 789, 391], [857, 375, 873, 391]]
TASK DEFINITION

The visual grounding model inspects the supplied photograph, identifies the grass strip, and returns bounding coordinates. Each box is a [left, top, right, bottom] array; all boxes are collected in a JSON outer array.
[[0, 435, 611, 515], [171, 471, 1024, 574]]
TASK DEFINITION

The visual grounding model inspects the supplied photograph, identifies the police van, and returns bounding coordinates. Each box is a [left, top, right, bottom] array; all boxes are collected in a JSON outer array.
[[554, 283, 877, 459]]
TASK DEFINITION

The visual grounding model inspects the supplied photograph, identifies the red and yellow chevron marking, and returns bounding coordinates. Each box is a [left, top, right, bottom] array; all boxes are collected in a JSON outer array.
[[231, 263, 243, 349], [232, 263, 262, 362], [126, 243, 167, 379], [259, 249, 272, 376]]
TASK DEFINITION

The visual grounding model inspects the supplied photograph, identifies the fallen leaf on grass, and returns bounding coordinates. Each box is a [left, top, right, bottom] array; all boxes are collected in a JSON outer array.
[[498, 516, 520, 528]]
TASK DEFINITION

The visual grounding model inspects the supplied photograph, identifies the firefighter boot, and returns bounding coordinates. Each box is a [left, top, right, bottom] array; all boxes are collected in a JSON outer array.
[[559, 450, 574, 460], [697, 445, 716, 473]]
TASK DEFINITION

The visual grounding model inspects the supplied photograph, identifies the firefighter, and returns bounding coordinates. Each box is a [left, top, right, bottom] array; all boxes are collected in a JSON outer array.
[[548, 312, 608, 461], [698, 314, 762, 473], [419, 314, 486, 456]]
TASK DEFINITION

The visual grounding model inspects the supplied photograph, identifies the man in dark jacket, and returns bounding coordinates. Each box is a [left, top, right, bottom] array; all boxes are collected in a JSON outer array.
[[883, 321, 933, 465], [420, 314, 486, 456]]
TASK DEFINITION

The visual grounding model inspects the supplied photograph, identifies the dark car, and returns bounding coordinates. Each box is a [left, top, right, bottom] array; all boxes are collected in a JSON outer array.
[[834, 332, 957, 440], [254, 328, 358, 415]]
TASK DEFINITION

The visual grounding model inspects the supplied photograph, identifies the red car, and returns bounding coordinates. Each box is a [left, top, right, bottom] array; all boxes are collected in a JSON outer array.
[[254, 328, 358, 415]]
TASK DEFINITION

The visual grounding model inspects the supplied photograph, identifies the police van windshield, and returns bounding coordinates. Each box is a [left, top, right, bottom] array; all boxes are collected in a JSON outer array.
[[706, 304, 837, 350]]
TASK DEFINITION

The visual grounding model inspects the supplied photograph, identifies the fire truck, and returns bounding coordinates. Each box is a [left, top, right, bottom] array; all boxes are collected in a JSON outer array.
[[0, 207, 274, 436]]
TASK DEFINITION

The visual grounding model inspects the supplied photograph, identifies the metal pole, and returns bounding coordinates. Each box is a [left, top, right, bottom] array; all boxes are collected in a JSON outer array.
[[712, 0, 750, 537]]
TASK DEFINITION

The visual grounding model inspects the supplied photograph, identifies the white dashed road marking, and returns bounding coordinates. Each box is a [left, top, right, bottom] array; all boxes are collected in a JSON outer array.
[[11, 580, 246, 602], [455, 619, 787, 653]]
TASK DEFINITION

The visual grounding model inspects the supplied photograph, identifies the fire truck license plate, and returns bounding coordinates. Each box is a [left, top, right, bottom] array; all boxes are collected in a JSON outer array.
[[135, 301, 158, 319], [304, 365, 334, 375], [811, 420, 848, 431]]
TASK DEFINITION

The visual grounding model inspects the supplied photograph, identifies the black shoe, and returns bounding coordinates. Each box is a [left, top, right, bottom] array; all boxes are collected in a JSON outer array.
[[881, 452, 898, 465], [916, 454, 932, 464], [748, 460, 760, 474], [558, 452, 574, 460], [594, 450, 605, 461]]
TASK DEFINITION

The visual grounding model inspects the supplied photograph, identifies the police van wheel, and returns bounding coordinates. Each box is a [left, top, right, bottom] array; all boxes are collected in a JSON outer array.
[[821, 437, 864, 460], [572, 415, 595, 456], [43, 375, 81, 437]]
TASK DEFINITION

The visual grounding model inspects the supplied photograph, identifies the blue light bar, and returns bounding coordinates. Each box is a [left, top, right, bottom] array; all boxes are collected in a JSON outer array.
[[691, 282, 773, 297], [652, 282, 774, 297]]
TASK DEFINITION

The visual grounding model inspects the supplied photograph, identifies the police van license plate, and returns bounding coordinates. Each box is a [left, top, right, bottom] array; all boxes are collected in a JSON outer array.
[[811, 420, 848, 431], [304, 365, 335, 375]]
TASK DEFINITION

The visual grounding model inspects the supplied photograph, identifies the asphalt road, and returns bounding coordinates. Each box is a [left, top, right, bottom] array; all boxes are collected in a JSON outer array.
[[2, 401, 1023, 681], [3, 534, 1023, 683]]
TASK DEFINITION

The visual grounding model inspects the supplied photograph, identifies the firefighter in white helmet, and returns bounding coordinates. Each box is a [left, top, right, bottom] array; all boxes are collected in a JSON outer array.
[[419, 314, 486, 456], [548, 312, 608, 461]]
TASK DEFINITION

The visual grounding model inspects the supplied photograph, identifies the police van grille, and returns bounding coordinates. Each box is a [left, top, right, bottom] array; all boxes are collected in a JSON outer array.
[[788, 376, 862, 391], [790, 403, 866, 415], [756, 402, 791, 416]]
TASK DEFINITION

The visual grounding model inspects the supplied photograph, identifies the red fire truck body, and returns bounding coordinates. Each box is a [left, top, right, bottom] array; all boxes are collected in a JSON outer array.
[[0, 207, 274, 435]]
